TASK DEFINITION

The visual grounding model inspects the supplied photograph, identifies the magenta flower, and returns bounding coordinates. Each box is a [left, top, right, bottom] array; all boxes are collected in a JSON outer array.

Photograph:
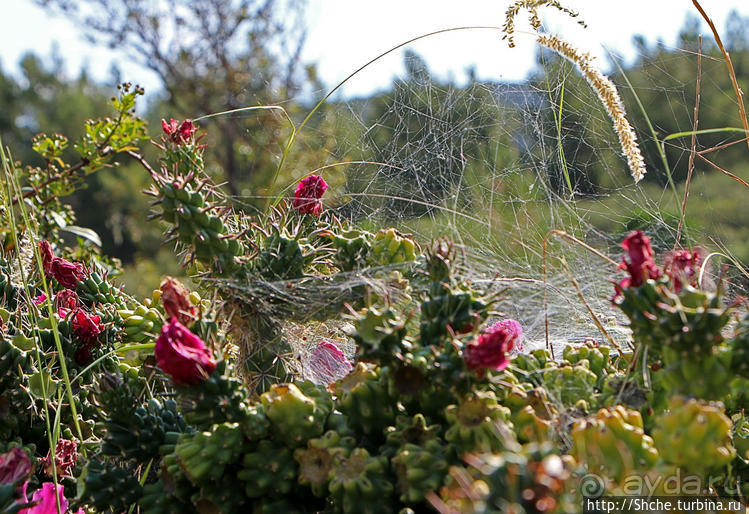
[[292, 175, 327, 216], [160, 277, 197, 326], [41, 439, 77, 478], [464, 320, 523, 375], [38, 241, 54, 275], [613, 231, 662, 298], [72, 310, 102, 344], [49, 259, 86, 290], [54, 290, 80, 318], [162, 118, 179, 136], [491, 319, 524, 353], [72, 310, 103, 364], [33, 293, 47, 306], [308, 341, 353, 386], [155, 318, 216, 385], [0, 447, 32, 488], [20, 482, 68, 514], [664, 248, 702, 292], [38, 241, 86, 290], [162, 118, 197, 144]]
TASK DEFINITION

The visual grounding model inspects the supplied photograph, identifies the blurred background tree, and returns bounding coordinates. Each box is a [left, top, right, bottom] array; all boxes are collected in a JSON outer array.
[[2, 7, 749, 292], [35, 0, 311, 198]]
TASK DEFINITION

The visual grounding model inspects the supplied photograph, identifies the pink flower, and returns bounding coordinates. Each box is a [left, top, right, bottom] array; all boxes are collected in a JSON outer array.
[[308, 341, 353, 386], [613, 231, 661, 298], [464, 320, 523, 374], [49, 259, 86, 290], [33, 293, 47, 306], [162, 118, 197, 144], [160, 277, 197, 326], [38, 241, 54, 275], [55, 290, 80, 318], [664, 248, 702, 292], [162, 118, 179, 136], [292, 175, 327, 216], [0, 447, 32, 488], [155, 318, 216, 385], [72, 310, 103, 364], [41, 439, 77, 478], [20, 482, 68, 514], [72, 310, 102, 344], [491, 319, 524, 353], [178, 120, 197, 141], [38, 241, 86, 289]]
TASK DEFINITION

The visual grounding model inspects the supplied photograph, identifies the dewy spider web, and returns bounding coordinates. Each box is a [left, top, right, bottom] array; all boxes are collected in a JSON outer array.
[[218, 23, 749, 385]]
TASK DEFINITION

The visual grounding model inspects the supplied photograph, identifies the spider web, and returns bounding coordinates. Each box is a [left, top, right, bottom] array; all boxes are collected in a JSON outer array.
[[226, 28, 749, 379]]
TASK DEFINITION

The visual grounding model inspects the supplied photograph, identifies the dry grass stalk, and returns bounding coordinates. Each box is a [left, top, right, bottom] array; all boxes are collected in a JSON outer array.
[[677, 35, 702, 244], [502, 0, 585, 48], [692, 0, 749, 152], [537, 34, 647, 183]]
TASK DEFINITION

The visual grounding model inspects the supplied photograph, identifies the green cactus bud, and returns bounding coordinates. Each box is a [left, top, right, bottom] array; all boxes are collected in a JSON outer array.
[[617, 279, 731, 358], [444, 391, 515, 453], [652, 396, 735, 476], [334, 363, 396, 440], [139, 479, 197, 514], [563, 341, 614, 381], [174, 422, 245, 485], [349, 304, 407, 364], [571, 406, 659, 484], [238, 439, 297, 498], [392, 438, 450, 503], [384, 414, 442, 456], [324, 228, 373, 271], [102, 397, 187, 463], [541, 363, 598, 407], [261, 383, 330, 447], [255, 230, 307, 280], [328, 448, 395, 514], [177, 360, 252, 430], [656, 345, 732, 400], [369, 228, 418, 267], [294, 430, 356, 497], [80, 460, 142, 513]]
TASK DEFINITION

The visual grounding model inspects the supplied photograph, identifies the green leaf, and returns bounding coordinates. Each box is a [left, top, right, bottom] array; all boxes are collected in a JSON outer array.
[[49, 210, 68, 228], [29, 371, 58, 399], [11, 332, 35, 351], [61, 225, 102, 247]]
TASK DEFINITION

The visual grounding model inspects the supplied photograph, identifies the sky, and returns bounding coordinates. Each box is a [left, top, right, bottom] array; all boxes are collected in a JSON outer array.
[[0, 0, 747, 100]]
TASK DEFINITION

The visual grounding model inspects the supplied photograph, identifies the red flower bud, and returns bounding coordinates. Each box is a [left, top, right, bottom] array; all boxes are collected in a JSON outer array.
[[464, 320, 523, 374], [664, 248, 703, 292], [308, 341, 352, 386], [55, 290, 79, 318], [162, 118, 197, 144], [177, 120, 197, 141], [292, 175, 327, 217], [72, 310, 102, 344], [41, 439, 77, 478], [162, 118, 179, 136], [38, 241, 54, 275], [160, 277, 197, 326], [155, 318, 216, 385], [0, 447, 32, 488], [49, 258, 85, 290], [72, 310, 103, 364], [613, 231, 661, 299]]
